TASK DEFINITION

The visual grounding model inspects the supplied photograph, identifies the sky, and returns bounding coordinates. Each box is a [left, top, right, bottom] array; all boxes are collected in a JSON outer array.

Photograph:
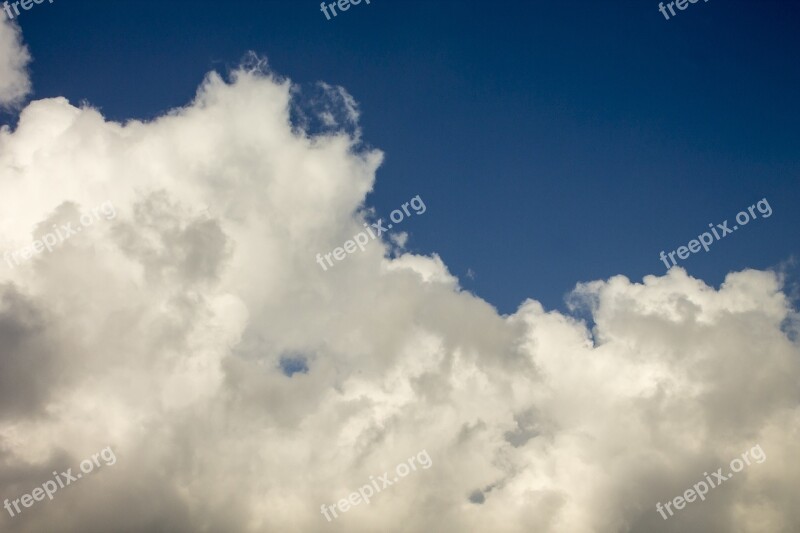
[[0, 1, 799, 532], [10, 0, 799, 314]]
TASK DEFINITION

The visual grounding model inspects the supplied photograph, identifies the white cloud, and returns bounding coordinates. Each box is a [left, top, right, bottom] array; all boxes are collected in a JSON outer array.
[[0, 17, 31, 109], [0, 48, 798, 532]]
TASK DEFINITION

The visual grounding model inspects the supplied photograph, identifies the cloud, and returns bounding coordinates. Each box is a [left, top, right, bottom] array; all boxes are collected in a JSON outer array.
[[0, 17, 31, 109], [0, 49, 798, 532]]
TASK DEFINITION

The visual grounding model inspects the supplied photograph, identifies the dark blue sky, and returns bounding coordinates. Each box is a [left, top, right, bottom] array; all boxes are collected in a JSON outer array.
[[11, 0, 800, 314]]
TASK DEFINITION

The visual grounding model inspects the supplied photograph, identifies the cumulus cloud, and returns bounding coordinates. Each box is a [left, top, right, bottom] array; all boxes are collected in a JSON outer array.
[[0, 17, 31, 109], [0, 48, 799, 532]]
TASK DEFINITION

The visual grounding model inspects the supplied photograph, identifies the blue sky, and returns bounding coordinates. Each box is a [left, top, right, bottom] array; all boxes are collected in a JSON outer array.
[[10, 0, 800, 314], [3, 3, 800, 532]]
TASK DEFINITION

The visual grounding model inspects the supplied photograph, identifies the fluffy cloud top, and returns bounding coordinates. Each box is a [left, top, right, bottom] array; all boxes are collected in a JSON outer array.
[[0, 17, 31, 109], [0, 49, 798, 532]]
